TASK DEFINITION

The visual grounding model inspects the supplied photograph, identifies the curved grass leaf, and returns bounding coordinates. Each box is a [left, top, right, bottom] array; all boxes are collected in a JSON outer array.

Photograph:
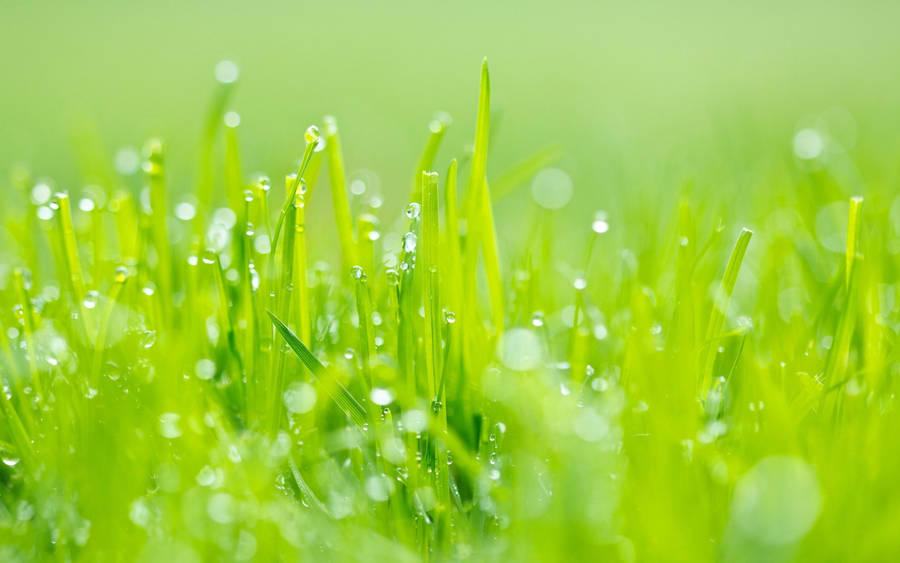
[[268, 310, 367, 427]]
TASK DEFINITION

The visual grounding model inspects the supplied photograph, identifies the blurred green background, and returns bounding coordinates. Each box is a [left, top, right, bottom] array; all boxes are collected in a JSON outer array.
[[2, 0, 899, 224]]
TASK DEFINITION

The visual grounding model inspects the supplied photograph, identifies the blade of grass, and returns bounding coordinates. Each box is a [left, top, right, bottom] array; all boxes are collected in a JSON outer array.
[[323, 116, 358, 272], [143, 139, 172, 320], [269, 311, 367, 427], [409, 115, 450, 204], [823, 197, 864, 387], [700, 227, 752, 395]]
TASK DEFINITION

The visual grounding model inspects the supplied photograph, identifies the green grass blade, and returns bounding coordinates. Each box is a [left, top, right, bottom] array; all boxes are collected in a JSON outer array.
[[270, 126, 319, 262], [421, 170, 442, 401], [700, 227, 752, 393], [409, 115, 450, 204], [323, 116, 358, 271], [462, 58, 491, 220], [822, 197, 864, 387], [268, 311, 367, 427], [846, 196, 863, 288]]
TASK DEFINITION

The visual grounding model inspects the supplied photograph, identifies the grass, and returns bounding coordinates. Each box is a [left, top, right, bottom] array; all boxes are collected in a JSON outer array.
[[0, 59, 898, 562]]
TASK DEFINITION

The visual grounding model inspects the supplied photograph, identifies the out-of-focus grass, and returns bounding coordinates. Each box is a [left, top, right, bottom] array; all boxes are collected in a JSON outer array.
[[3, 2, 900, 561]]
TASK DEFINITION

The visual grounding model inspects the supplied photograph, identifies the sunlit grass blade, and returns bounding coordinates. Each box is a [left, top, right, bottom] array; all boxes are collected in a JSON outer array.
[[700, 227, 752, 394], [270, 126, 319, 263], [462, 58, 491, 220], [409, 115, 450, 203], [323, 115, 358, 271], [822, 196, 863, 388], [143, 138, 172, 316], [845, 196, 863, 288], [480, 178, 505, 335], [53, 192, 87, 304], [421, 170, 442, 402], [351, 266, 375, 393]]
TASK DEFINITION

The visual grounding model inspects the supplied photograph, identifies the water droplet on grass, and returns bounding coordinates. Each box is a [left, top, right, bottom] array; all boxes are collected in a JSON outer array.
[[531, 168, 573, 210], [195, 358, 215, 380], [224, 111, 240, 128], [36, 206, 53, 221], [78, 197, 95, 212], [283, 382, 316, 414], [402, 232, 417, 253], [731, 456, 821, 545], [592, 211, 610, 234], [793, 128, 824, 160], [498, 328, 542, 371], [31, 182, 52, 204], [401, 409, 427, 433], [196, 465, 216, 487], [207, 492, 235, 524], [129, 499, 150, 527], [365, 474, 393, 502], [139, 330, 156, 348], [304, 125, 320, 145], [158, 412, 181, 439], [214, 60, 239, 84], [83, 291, 99, 310], [235, 530, 257, 561], [175, 201, 196, 221], [114, 148, 140, 175], [254, 234, 271, 255], [370, 387, 394, 406]]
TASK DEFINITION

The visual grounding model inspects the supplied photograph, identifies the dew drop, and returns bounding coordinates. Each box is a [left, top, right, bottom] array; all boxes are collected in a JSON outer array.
[[370, 387, 394, 406], [731, 456, 822, 545], [591, 211, 610, 234], [283, 382, 317, 414], [78, 198, 96, 212], [793, 128, 824, 160], [158, 412, 181, 439], [83, 291, 99, 310], [304, 125, 320, 145], [214, 60, 239, 84], [195, 358, 216, 380], [402, 232, 417, 253], [531, 168, 573, 210], [140, 330, 156, 348], [401, 409, 427, 433], [224, 111, 240, 128], [175, 201, 196, 221], [31, 182, 52, 205], [498, 328, 542, 371]]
